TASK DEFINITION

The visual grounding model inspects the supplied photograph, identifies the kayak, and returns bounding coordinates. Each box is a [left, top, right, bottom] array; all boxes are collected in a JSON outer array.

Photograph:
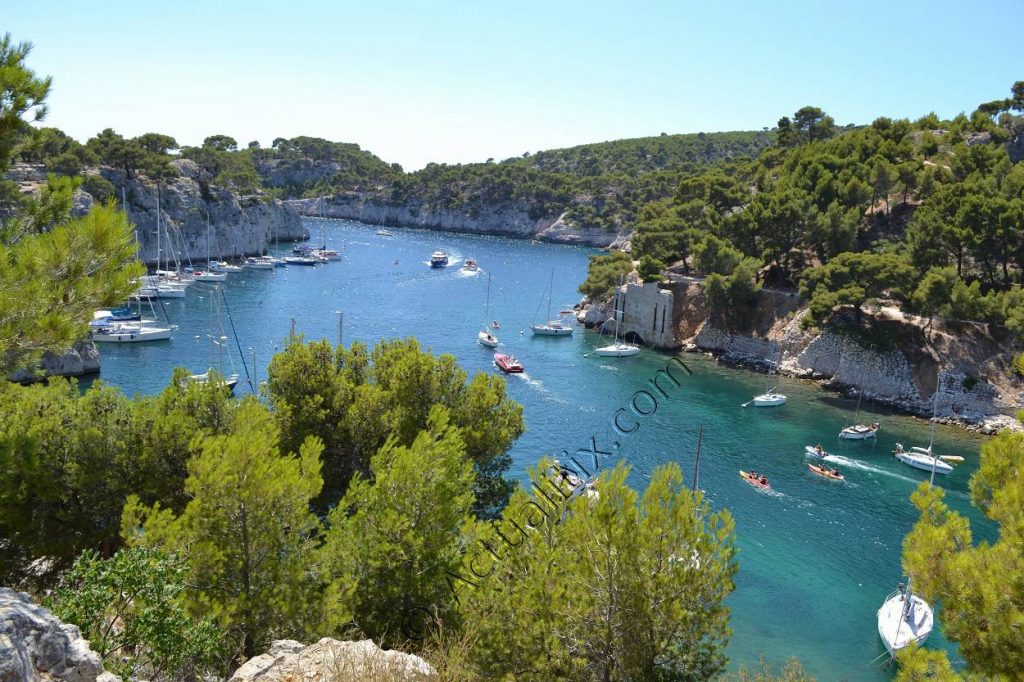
[[740, 470, 771, 489], [805, 445, 829, 458], [808, 463, 845, 480]]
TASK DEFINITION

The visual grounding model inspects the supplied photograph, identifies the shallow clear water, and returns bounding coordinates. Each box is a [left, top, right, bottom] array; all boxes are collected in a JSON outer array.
[[89, 218, 993, 678]]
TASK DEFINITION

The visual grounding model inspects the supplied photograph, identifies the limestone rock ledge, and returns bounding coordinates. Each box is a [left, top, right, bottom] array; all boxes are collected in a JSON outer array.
[[9, 340, 102, 384], [0, 587, 119, 682], [229, 638, 437, 682], [289, 196, 619, 248]]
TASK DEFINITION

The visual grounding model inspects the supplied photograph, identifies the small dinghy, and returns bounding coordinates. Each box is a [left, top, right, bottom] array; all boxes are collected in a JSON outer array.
[[805, 445, 829, 458]]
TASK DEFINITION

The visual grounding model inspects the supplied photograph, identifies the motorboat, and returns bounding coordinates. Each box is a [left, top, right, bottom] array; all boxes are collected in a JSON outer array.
[[804, 445, 828, 459], [314, 249, 340, 261], [894, 444, 954, 475], [283, 255, 318, 266], [877, 580, 933, 658], [430, 250, 449, 268], [377, 229, 394, 237], [494, 352, 523, 373], [463, 258, 478, 271], [209, 260, 242, 273], [92, 322, 176, 343], [243, 257, 274, 270], [191, 270, 227, 281]]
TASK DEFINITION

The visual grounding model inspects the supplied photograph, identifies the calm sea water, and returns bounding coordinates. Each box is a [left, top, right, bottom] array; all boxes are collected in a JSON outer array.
[[89, 218, 993, 679]]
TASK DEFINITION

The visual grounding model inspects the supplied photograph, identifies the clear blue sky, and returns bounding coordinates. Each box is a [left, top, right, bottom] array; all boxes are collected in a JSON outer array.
[[9, 0, 1024, 169]]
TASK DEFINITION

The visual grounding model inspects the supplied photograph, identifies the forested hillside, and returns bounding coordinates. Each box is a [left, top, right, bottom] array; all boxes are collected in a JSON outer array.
[[581, 94, 1024, 342]]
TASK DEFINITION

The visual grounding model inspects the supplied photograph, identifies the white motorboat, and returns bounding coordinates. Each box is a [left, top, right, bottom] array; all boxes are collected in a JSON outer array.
[[151, 285, 186, 299], [804, 445, 828, 458], [531, 270, 574, 337], [746, 343, 786, 407], [877, 580, 933, 658], [191, 270, 227, 281], [430, 250, 449, 268], [243, 257, 274, 270], [894, 444, 954, 475], [376, 229, 394, 237], [209, 260, 242, 273], [463, 258, 479, 271], [92, 322, 176, 343], [314, 249, 340, 261]]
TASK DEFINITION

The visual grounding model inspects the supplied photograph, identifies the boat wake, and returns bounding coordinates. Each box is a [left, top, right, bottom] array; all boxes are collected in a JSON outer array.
[[822, 455, 921, 485], [455, 268, 480, 278]]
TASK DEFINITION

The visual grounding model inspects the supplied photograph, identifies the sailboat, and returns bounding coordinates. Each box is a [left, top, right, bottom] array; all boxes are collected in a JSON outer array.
[[894, 388, 954, 475], [839, 391, 880, 439], [189, 284, 240, 392], [530, 270, 573, 336], [877, 578, 934, 659], [595, 279, 639, 357], [192, 215, 227, 280], [91, 295, 177, 343], [478, 273, 499, 348], [746, 342, 787, 407]]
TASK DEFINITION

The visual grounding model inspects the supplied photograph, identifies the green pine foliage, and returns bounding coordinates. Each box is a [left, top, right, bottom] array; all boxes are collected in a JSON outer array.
[[578, 251, 633, 298], [265, 337, 524, 517], [898, 427, 1024, 678]]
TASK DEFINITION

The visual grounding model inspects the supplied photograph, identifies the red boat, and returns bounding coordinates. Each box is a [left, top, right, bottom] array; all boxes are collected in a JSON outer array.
[[494, 353, 524, 373]]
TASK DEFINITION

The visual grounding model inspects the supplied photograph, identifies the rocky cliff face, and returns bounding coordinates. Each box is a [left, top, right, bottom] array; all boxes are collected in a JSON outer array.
[[0, 587, 119, 682], [103, 162, 307, 265], [579, 278, 1023, 429], [229, 638, 436, 681], [288, 195, 621, 247]]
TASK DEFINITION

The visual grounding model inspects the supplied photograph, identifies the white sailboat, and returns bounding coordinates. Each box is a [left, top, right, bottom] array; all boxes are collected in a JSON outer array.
[[478, 273, 499, 348], [839, 391, 880, 440], [746, 342, 787, 407], [189, 284, 240, 391], [243, 256, 274, 270], [895, 389, 954, 476], [595, 281, 639, 357], [877, 579, 934, 659], [92, 296, 177, 343], [530, 270, 573, 336]]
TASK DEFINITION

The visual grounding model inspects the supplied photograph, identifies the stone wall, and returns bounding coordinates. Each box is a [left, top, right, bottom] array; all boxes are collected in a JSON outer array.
[[9, 339, 101, 384]]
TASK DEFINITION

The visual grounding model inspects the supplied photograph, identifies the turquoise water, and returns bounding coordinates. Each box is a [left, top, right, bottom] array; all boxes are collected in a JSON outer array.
[[90, 219, 993, 679]]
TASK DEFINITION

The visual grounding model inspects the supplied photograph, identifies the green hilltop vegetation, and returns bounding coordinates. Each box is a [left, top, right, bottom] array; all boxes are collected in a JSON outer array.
[[11, 125, 773, 235], [580, 95, 1024, 343]]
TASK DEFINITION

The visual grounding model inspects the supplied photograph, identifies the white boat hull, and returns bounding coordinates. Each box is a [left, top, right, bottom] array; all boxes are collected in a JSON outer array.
[[594, 343, 640, 357], [895, 451, 953, 475], [839, 425, 878, 440], [531, 324, 573, 336], [192, 272, 227, 281], [877, 591, 933, 657], [478, 331, 499, 348], [244, 260, 274, 270], [92, 325, 176, 343], [752, 392, 787, 407], [153, 287, 186, 298]]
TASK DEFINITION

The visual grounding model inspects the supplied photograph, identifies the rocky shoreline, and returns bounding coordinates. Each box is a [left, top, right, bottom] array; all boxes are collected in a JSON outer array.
[[578, 279, 1023, 435]]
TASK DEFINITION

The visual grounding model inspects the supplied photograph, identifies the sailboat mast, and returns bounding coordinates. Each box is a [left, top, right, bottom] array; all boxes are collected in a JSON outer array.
[[547, 270, 554, 322], [484, 272, 491, 323]]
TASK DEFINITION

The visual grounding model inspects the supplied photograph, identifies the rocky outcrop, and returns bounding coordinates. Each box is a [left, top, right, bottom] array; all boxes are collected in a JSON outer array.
[[288, 195, 620, 247], [580, 277, 1023, 429], [0, 588, 119, 682], [9, 340, 101, 384], [102, 169, 307, 265], [229, 638, 436, 682]]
